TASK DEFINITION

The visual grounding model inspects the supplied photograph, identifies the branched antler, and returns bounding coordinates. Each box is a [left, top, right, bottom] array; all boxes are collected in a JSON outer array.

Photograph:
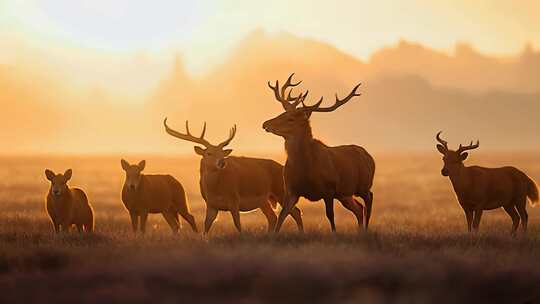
[[163, 118, 211, 148]]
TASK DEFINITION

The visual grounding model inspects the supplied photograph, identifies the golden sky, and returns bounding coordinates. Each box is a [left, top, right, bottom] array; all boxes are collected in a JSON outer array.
[[1, 0, 539, 154], [2, 0, 539, 72]]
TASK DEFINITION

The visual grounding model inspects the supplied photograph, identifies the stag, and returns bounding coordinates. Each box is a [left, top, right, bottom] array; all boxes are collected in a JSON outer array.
[[121, 159, 198, 234], [262, 74, 375, 233], [164, 119, 303, 234], [436, 132, 538, 234], [45, 169, 94, 233]]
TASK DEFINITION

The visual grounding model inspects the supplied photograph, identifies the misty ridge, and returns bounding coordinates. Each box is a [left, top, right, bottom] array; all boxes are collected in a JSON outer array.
[[1, 30, 539, 154]]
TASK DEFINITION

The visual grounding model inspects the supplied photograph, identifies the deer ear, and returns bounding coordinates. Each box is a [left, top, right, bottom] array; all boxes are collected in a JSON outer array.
[[138, 160, 146, 171], [459, 152, 468, 161], [436, 144, 447, 154], [304, 111, 312, 119], [121, 159, 130, 171], [64, 169, 72, 181], [194, 146, 205, 156], [45, 169, 55, 181], [223, 149, 233, 157]]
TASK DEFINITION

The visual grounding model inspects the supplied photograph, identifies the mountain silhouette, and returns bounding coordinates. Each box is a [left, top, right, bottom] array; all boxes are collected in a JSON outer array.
[[1, 30, 539, 153]]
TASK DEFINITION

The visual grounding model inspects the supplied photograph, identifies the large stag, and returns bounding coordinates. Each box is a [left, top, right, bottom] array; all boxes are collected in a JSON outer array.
[[262, 74, 375, 233], [164, 119, 303, 234], [436, 132, 538, 234]]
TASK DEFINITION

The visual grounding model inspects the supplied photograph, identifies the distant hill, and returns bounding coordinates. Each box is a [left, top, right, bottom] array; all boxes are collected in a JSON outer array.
[[370, 40, 540, 94], [1, 30, 539, 153], [150, 30, 540, 152]]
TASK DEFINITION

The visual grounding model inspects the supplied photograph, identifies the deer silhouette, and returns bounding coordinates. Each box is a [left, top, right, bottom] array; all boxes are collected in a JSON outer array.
[[436, 132, 538, 234], [164, 119, 303, 234], [263, 74, 375, 233]]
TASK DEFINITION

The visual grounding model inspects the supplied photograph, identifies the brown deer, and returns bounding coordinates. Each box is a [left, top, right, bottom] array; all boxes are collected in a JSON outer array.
[[262, 74, 375, 233], [436, 132, 538, 234], [45, 169, 94, 233], [121, 159, 198, 234], [164, 119, 303, 234]]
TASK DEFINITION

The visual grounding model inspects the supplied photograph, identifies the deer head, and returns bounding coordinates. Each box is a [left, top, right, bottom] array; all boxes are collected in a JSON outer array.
[[45, 169, 72, 197], [164, 119, 237, 170], [436, 131, 479, 176], [262, 73, 361, 138], [121, 159, 146, 190]]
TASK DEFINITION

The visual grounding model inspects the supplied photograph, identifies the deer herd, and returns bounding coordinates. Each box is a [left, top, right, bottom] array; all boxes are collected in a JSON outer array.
[[44, 74, 538, 237]]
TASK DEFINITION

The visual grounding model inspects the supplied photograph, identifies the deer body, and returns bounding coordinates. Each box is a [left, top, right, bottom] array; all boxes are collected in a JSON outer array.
[[164, 119, 303, 234], [121, 160, 198, 234], [200, 156, 284, 211], [436, 132, 538, 234], [449, 166, 534, 210], [285, 139, 374, 202], [263, 74, 375, 233], [45, 169, 94, 233]]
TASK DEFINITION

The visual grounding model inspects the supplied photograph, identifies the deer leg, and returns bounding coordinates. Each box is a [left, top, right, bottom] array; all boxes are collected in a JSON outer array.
[[60, 224, 70, 233], [275, 194, 299, 233], [361, 191, 374, 230], [324, 198, 336, 232], [260, 201, 277, 232], [503, 205, 520, 236], [179, 209, 198, 233], [204, 207, 219, 235], [230, 207, 242, 233], [84, 222, 94, 233], [472, 209, 483, 232], [515, 196, 528, 233], [162, 211, 180, 234], [464, 209, 473, 232], [174, 212, 181, 229], [129, 211, 139, 234], [338, 197, 364, 232], [140, 212, 149, 234], [289, 206, 304, 232], [53, 222, 60, 233], [515, 201, 528, 233], [271, 196, 303, 232]]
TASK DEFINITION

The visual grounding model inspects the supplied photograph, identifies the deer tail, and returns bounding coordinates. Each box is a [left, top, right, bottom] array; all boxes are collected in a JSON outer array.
[[525, 175, 539, 206]]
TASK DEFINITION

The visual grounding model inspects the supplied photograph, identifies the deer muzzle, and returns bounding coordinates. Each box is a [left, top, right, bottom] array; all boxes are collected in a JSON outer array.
[[262, 121, 270, 132], [441, 168, 449, 176]]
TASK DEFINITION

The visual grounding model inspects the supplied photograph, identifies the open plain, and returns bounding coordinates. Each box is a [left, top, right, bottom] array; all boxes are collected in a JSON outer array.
[[1, 153, 539, 303]]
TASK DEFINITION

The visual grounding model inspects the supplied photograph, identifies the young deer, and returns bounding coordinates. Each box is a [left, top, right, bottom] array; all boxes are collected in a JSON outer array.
[[45, 169, 94, 233], [262, 74, 375, 233], [121, 159, 198, 234], [436, 132, 538, 235], [164, 119, 303, 234]]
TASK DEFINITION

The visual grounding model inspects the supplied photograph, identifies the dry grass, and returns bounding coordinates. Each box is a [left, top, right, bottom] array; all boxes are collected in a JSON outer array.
[[1, 153, 540, 303]]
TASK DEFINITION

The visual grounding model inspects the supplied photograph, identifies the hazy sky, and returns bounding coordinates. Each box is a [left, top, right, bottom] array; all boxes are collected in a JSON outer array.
[[1, 0, 539, 154], [2, 0, 539, 74]]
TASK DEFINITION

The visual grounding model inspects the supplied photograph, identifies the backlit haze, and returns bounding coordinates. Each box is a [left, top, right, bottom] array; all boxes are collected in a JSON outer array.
[[1, 0, 539, 155]]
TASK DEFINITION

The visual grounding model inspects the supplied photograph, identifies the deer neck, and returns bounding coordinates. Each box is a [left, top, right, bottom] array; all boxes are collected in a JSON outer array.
[[448, 165, 470, 192], [48, 188, 72, 205], [199, 159, 222, 177], [284, 123, 315, 165]]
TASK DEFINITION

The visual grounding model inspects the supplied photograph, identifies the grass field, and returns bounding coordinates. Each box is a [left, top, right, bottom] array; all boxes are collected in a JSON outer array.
[[1, 153, 540, 303]]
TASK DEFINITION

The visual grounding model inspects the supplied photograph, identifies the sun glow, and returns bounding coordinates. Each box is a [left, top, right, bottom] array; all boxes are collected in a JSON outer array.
[[0, 0, 539, 154]]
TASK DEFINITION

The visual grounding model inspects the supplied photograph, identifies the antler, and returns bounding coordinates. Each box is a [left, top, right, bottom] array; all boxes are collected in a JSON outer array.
[[218, 125, 237, 148], [436, 131, 449, 150], [301, 83, 362, 113], [457, 140, 480, 154], [268, 73, 307, 111], [163, 118, 211, 148]]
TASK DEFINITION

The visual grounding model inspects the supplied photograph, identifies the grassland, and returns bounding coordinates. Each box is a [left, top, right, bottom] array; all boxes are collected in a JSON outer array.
[[1, 153, 540, 303]]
